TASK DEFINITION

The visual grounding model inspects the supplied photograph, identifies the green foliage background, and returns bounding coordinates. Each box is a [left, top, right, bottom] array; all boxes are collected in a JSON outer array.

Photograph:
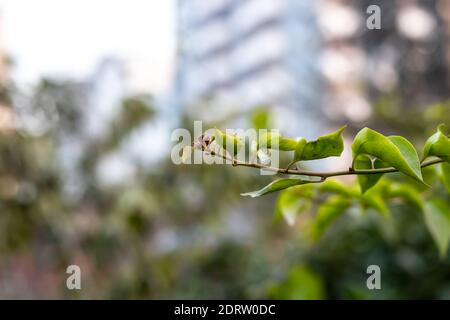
[[0, 75, 450, 299]]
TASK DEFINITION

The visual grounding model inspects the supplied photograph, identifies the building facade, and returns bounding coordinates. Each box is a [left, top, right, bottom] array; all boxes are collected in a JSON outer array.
[[175, 0, 325, 138]]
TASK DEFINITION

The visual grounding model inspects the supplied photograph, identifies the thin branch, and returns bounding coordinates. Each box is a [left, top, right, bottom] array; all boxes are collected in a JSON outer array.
[[206, 151, 444, 180]]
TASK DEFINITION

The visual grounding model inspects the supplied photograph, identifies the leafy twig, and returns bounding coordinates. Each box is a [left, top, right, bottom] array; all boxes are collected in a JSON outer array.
[[206, 151, 443, 180]]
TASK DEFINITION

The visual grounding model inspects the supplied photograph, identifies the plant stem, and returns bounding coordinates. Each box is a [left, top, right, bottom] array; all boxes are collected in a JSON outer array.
[[206, 151, 443, 180]]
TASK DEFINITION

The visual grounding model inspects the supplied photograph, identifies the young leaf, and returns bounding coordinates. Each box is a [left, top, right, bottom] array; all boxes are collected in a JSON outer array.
[[354, 155, 386, 193], [213, 128, 244, 156], [424, 198, 450, 258], [423, 124, 450, 162], [241, 177, 315, 198], [300, 126, 346, 161], [279, 137, 299, 151], [258, 132, 298, 151], [310, 195, 350, 240], [293, 138, 307, 162], [352, 128, 424, 183]]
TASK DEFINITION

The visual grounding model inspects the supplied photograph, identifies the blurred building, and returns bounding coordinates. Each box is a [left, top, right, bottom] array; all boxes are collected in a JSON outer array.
[[175, 0, 325, 138], [175, 0, 450, 134]]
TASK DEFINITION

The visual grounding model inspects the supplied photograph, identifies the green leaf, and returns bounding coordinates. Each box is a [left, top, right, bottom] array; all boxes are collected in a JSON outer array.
[[311, 195, 350, 239], [258, 132, 298, 151], [274, 186, 313, 225], [424, 198, 450, 257], [440, 162, 450, 193], [279, 138, 299, 151], [300, 126, 346, 161], [319, 179, 359, 197], [362, 192, 389, 217], [423, 124, 450, 162], [352, 127, 424, 183], [241, 177, 315, 198], [388, 135, 423, 179], [213, 128, 244, 156], [387, 183, 424, 210], [354, 155, 387, 193], [293, 138, 307, 162]]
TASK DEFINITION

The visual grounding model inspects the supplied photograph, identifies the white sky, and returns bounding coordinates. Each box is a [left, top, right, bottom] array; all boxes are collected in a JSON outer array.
[[0, 0, 176, 93]]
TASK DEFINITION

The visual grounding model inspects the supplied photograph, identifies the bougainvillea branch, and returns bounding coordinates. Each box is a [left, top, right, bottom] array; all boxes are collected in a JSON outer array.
[[182, 124, 450, 256], [206, 150, 443, 180], [181, 124, 450, 196]]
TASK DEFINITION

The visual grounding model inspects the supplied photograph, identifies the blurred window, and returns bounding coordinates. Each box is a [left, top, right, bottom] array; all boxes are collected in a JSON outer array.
[[187, 21, 230, 57], [190, 0, 229, 22], [230, 29, 286, 74], [237, 66, 291, 106], [231, 0, 283, 33]]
